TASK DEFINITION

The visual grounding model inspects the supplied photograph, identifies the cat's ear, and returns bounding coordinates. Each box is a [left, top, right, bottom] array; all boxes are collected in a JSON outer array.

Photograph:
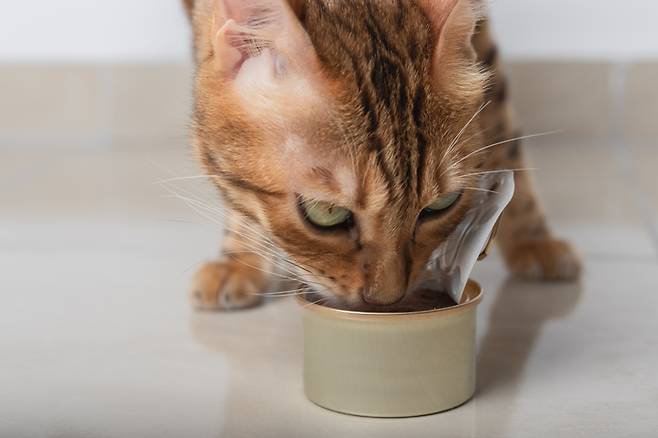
[[419, 0, 480, 59], [211, 0, 315, 77], [419, 0, 485, 95]]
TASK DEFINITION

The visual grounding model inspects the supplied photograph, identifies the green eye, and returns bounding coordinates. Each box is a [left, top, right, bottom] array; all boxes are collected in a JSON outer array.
[[423, 192, 461, 215], [300, 199, 353, 229]]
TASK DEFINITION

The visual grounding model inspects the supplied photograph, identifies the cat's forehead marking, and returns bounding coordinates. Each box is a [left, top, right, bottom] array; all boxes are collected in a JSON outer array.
[[310, 155, 396, 215], [282, 135, 359, 203], [308, 166, 338, 193], [335, 165, 358, 199], [302, 164, 359, 204], [301, 0, 436, 205]]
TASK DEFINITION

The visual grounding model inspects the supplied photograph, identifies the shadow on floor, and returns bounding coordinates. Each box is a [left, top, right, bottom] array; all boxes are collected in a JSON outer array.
[[472, 277, 583, 436], [477, 277, 583, 396]]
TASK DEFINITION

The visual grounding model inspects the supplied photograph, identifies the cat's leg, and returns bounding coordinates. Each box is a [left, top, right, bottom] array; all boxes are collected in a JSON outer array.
[[473, 19, 582, 281], [190, 212, 274, 310], [492, 143, 582, 280]]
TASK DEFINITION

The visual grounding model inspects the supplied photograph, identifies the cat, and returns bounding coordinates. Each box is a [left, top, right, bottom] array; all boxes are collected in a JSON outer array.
[[182, 0, 581, 311]]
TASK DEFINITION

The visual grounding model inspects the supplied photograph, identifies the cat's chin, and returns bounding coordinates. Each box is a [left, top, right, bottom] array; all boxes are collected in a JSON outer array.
[[304, 288, 456, 313]]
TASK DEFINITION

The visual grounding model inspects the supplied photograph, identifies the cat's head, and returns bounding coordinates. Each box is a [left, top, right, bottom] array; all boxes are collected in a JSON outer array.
[[193, 0, 490, 309]]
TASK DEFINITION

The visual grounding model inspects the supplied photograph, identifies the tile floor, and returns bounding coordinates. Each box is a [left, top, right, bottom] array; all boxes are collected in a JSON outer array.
[[1, 137, 657, 438]]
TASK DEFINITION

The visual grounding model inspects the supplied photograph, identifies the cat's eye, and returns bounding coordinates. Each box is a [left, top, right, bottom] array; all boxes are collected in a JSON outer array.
[[299, 199, 353, 230], [421, 192, 461, 218]]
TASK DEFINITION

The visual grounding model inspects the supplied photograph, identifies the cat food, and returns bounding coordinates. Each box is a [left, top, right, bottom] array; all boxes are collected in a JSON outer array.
[[395, 288, 457, 312], [307, 289, 457, 313], [298, 280, 482, 418]]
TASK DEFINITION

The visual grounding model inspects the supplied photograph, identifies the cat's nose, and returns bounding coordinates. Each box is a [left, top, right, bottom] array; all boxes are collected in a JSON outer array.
[[361, 285, 405, 306], [359, 243, 409, 305]]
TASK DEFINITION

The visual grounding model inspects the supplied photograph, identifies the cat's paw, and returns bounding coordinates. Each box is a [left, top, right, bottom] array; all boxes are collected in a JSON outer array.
[[505, 238, 582, 281], [190, 260, 264, 311]]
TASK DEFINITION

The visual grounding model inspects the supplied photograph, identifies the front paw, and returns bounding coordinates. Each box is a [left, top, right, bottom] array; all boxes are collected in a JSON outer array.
[[190, 260, 264, 311], [505, 239, 582, 281]]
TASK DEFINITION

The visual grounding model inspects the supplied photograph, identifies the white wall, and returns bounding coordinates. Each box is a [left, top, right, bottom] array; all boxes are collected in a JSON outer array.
[[0, 0, 191, 62], [1, 0, 658, 61], [489, 0, 658, 60]]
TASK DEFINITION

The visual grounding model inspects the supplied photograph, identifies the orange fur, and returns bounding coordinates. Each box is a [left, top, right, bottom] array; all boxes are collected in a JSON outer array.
[[184, 0, 581, 311]]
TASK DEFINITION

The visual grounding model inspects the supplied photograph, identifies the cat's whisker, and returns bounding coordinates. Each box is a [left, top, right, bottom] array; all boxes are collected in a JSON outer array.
[[153, 217, 205, 225], [173, 200, 280, 265], [165, 185, 318, 276], [162, 185, 288, 263], [257, 288, 308, 296], [442, 130, 560, 176], [172, 195, 274, 256], [228, 246, 313, 283], [179, 193, 334, 281], [155, 174, 218, 184], [439, 100, 491, 168], [457, 123, 503, 147], [163, 183, 340, 306], [302, 295, 332, 309], [221, 249, 309, 280], [458, 167, 537, 179], [461, 186, 499, 194], [214, 220, 321, 282], [259, 291, 310, 298], [221, 251, 304, 281], [275, 253, 314, 275], [252, 287, 310, 297], [259, 292, 309, 298], [165, 191, 301, 277], [160, 180, 267, 241], [230, 256, 313, 285], [222, 250, 265, 256], [228, 253, 329, 289], [233, 235, 334, 282]]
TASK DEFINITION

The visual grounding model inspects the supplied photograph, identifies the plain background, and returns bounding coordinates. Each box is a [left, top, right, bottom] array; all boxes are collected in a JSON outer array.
[[2, 0, 658, 62], [1, 2, 658, 437]]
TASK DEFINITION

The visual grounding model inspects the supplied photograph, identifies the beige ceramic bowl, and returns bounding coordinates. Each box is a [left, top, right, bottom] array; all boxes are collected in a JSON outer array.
[[298, 280, 483, 418]]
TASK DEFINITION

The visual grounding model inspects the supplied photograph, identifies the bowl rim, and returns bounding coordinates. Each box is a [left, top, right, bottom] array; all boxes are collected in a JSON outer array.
[[297, 280, 482, 320]]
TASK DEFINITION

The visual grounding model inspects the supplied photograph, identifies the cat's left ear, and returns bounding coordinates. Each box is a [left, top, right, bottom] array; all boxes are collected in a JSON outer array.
[[211, 0, 317, 78]]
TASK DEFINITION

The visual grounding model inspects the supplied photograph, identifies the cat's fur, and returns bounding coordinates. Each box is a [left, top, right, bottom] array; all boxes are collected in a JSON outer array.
[[183, 0, 581, 311]]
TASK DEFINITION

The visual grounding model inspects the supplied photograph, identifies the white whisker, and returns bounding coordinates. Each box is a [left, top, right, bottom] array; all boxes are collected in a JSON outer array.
[[229, 255, 326, 288], [442, 130, 560, 177], [164, 192, 295, 274], [162, 186, 282, 259], [459, 168, 536, 179], [461, 186, 499, 194], [439, 100, 491, 168], [252, 287, 310, 297], [162, 182, 334, 284], [157, 167, 335, 292], [154, 175, 218, 184], [303, 296, 332, 309]]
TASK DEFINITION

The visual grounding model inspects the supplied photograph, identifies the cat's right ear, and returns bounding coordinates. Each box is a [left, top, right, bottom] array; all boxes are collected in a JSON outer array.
[[418, 0, 486, 98], [418, 0, 481, 63], [211, 0, 315, 78]]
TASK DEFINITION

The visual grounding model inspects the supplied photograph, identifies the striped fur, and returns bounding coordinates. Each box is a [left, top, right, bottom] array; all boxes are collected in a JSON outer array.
[[185, 0, 581, 311]]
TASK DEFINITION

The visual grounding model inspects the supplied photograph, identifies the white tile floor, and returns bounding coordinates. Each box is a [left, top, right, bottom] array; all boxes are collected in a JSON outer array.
[[1, 140, 657, 438]]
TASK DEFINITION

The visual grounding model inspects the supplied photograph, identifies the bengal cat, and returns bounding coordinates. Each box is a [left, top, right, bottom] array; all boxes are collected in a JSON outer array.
[[182, 0, 581, 311]]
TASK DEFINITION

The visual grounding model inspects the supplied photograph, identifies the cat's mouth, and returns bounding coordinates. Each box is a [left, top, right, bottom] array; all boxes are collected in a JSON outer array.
[[305, 287, 456, 313]]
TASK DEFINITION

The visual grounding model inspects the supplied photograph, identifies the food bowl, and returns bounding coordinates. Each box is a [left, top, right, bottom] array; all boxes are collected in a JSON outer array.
[[298, 280, 483, 418]]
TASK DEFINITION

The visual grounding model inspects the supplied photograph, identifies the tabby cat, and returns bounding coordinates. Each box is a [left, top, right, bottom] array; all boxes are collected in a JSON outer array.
[[182, 0, 581, 311]]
